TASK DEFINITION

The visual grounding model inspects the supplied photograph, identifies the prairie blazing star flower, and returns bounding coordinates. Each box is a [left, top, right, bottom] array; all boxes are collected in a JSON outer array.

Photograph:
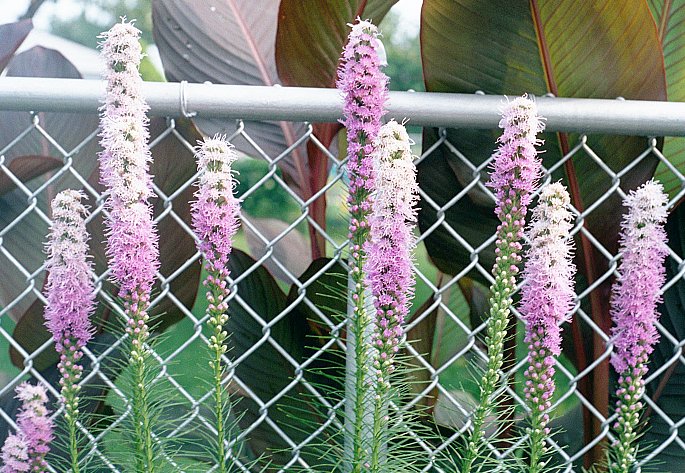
[[192, 136, 240, 297], [98, 19, 159, 317], [462, 95, 544, 473], [609, 180, 668, 473], [45, 190, 95, 387], [337, 18, 389, 253], [7, 383, 53, 473], [44, 189, 95, 472], [98, 19, 158, 471], [366, 120, 418, 388], [337, 18, 389, 470], [520, 183, 576, 472], [191, 136, 241, 472]]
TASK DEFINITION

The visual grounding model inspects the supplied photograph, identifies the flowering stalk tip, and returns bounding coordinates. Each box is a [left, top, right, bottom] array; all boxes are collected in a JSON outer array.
[[462, 95, 544, 472], [364, 120, 418, 472], [521, 183, 576, 473], [609, 180, 669, 473], [191, 135, 241, 472], [98, 19, 159, 472], [337, 18, 389, 472], [366, 120, 418, 387], [44, 189, 96, 473]]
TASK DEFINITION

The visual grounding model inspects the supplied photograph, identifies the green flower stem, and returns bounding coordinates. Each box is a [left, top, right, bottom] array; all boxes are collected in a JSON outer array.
[[345, 132, 374, 473], [526, 346, 552, 473], [207, 278, 230, 473], [349, 255, 372, 473], [461, 195, 523, 473], [61, 344, 82, 473], [129, 298, 155, 473], [370, 385, 388, 472], [610, 361, 646, 473]]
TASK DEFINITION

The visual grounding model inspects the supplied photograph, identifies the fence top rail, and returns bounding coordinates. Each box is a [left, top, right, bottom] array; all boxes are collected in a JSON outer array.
[[1, 77, 684, 136]]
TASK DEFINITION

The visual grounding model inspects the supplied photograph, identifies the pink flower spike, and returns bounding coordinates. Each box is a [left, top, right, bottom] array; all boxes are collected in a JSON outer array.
[[488, 95, 545, 216], [610, 180, 669, 375], [521, 183, 576, 441], [98, 19, 159, 302], [191, 135, 241, 276], [608, 179, 669, 472], [44, 190, 95, 358], [365, 120, 419, 389], [1, 433, 30, 473], [337, 18, 389, 238]]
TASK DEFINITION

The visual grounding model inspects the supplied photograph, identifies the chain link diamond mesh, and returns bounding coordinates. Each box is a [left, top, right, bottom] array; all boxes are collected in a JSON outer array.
[[0, 91, 684, 473]]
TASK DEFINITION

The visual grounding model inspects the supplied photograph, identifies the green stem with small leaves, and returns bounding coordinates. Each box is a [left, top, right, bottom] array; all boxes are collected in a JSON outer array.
[[346, 132, 374, 473], [61, 340, 83, 473], [461, 196, 523, 473], [127, 296, 155, 473], [609, 361, 647, 473], [207, 277, 230, 473]]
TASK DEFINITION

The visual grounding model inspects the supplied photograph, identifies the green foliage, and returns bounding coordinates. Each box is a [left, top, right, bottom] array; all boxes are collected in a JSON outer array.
[[380, 10, 424, 92], [48, 0, 153, 49]]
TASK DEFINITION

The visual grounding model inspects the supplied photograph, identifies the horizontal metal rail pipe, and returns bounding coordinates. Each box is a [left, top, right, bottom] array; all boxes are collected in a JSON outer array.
[[1, 77, 684, 136]]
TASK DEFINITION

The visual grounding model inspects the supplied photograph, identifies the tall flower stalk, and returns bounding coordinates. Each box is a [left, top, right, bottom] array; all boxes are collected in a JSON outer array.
[[608, 180, 668, 473], [44, 190, 96, 473], [364, 120, 418, 472], [461, 96, 544, 472], [98, 19, 159, 472], [191, 136, 241, 472], [337, 18, 389, 472], [1, 383, 53, 473], [520, 183, 576, 473]]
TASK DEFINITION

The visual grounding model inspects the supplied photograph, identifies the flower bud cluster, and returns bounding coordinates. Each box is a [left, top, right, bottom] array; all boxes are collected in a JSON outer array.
[[462, 96, 544, 472]]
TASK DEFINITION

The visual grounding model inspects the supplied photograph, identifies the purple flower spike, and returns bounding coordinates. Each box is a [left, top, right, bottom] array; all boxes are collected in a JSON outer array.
[[45, 190, 95, 377], [98, 19, 159, 351], [337, 18, 389, 252], [99, 19, 158, 302], [44, 190, 95, 472], [488, 96, 545, 217], [98, 20, 159, 470], [609, 180, 669, 473], [610, 180, 669, 374], [520, 183, 576, 470], [337, 19, 389, 470], [365, 120, 419, 389], [192, 136, 241, 282], [191, 136, 241, 470], [0, 383, 53, 473], [462, 95, 545, 473]]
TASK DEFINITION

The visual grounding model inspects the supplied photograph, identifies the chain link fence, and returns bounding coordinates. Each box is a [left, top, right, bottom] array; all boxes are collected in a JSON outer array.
[[0, 81, 684, 472]]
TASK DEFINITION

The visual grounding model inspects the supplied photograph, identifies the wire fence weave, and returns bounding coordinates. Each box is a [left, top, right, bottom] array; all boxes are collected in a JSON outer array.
[[0, 86, 684, 473]]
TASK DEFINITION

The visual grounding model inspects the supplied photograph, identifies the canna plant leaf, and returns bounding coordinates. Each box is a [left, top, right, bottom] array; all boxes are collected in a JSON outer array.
[[0, 19, 32, 72], [648, 0, 685, 200]]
